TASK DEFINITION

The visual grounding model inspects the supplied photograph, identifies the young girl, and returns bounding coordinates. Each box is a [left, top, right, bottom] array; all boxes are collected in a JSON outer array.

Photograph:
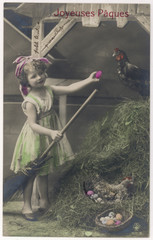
[[10, 56, 99, 221]]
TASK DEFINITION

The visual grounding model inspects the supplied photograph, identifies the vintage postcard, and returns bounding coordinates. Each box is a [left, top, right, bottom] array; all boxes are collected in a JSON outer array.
[[2, 0, 152, 239]]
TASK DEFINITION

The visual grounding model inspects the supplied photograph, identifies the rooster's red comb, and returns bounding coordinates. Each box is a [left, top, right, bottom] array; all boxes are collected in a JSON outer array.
[[114, 48, 119, 52], [122, 176, 133, 181]]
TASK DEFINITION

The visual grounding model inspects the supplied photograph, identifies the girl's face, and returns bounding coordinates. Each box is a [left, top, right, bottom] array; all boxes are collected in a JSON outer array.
[[27, 68, 46, 88]]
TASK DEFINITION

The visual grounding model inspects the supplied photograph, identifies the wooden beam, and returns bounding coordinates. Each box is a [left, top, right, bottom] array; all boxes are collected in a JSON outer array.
[[31, 20, 44, 57], [59, 95, 67, 127], [66, 3, 82, 12], [135, 15, 150, 34], [43, 16, 63, 22], [44, 4, 66, 21], [100, 3, 116, 13], [15, 3, 62, 18], [116, 4, 128, 28], [137, 4, 150, 15], [31, 18, 44, 207], [82, 4, 101, 27], [99, 4, 117, 20], [128, 4, 137, 15], [41, 18, 76, 56]]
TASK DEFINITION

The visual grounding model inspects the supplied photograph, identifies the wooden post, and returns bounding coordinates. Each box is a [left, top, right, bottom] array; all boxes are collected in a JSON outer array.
[[32, 19, 44, 57], [82, 4, 101, 27], [59, 95, 67, 127], [116, 4, 128, 28], [135, 15, 150, 34], [128, 4, 137, 15], [137, 4, 150, 15], [31, 18, 44, 209]]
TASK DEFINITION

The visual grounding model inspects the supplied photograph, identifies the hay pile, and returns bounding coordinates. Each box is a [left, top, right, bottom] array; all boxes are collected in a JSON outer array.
[[51, 99, 149, 228]]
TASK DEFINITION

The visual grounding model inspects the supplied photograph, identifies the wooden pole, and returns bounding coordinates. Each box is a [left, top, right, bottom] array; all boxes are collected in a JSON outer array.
[[31, 17, 44, 209], [59, 95, 67, 127]]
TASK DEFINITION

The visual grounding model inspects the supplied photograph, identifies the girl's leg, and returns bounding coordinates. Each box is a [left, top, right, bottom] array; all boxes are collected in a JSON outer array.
[[22, 176, 35, 214], [37, 175, 50, 209]]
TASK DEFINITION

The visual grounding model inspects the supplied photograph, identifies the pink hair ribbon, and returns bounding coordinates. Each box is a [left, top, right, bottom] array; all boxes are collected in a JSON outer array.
[[13, 56, 51, 77]]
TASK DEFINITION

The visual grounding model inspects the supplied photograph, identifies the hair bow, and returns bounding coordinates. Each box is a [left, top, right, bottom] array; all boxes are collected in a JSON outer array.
[[13, 56, 50, 77]]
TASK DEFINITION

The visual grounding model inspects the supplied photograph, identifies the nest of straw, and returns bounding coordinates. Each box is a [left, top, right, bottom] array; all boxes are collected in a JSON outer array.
[[50, 99, 149, 229]]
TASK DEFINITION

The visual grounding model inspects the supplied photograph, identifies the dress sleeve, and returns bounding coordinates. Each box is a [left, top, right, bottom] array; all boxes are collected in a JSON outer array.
[[22, 95, 41, 116]]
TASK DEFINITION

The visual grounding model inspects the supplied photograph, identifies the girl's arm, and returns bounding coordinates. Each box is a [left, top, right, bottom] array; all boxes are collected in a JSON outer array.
[[50, 71, 99, 96], [26, 102, 62, 141]]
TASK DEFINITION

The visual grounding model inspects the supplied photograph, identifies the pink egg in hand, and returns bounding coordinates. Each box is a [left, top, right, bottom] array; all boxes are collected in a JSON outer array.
[[95, 71, 102, 79], [87, 190, 94, 196]]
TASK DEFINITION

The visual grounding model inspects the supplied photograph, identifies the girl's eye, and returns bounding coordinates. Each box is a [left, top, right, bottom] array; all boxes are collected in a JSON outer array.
[[31, 74, 36, 78]]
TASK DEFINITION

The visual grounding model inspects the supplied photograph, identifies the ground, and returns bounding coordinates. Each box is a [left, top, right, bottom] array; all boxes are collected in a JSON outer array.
[[3, 201, 106, 237], [3, 201, 148, 238]]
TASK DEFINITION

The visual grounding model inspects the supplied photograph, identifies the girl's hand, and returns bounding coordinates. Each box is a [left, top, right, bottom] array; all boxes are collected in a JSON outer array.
[[88, 71, 101, 83], [49, 130, 63, 142]]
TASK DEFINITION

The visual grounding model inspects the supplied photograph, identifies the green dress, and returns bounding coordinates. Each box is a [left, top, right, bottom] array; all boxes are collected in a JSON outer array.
[[10, 86, 74, 175]]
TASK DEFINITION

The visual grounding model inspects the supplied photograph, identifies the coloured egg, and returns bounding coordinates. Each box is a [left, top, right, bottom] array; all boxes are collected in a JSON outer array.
[[115, 220, 121, 225], [108, 212, 115, 218], [87, 190, 94, 196], [92, 194, 98, 199], [102, 219, 107, 225], [106, 219, 114, 226], [90, 195, 94, 199], [97, 198, 102, 202], [100, 217, 105, 222], [100, 217, 107, 224], [116, 213, 123, 221], [95, 71, 102, 79]]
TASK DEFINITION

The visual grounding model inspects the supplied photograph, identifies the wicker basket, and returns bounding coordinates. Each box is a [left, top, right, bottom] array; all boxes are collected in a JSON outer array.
[[95, 208, 133, 232]]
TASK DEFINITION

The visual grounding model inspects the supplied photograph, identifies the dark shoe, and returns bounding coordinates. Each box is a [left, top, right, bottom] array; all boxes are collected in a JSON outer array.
[[37, 207, 51, 216], [23, 213, 38, 221]]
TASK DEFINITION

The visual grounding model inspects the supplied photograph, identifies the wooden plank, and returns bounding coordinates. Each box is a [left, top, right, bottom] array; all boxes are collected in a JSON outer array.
[[66, 3, 82, 12], [100, 3, 115, 13], [31, 20, 44, 57], [116, 4, 128, 28], [49, 4, 66, 19], [128, 4, 137, 15], [99, 4, 118, 20], [15, 3, 62, 18], [82, 4, 101, 27], [135, 15, 150, 34], [41, 18, 76, 56], [137, 4, 150, 15], [44, 4, 82, 22], [59, 95, 67, 127], [82, 3, 91, 26], [31, 19, 44, 206]]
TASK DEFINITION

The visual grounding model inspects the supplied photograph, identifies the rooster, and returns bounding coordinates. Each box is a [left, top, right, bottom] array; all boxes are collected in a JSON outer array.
[[112, 48, 150, 97]]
